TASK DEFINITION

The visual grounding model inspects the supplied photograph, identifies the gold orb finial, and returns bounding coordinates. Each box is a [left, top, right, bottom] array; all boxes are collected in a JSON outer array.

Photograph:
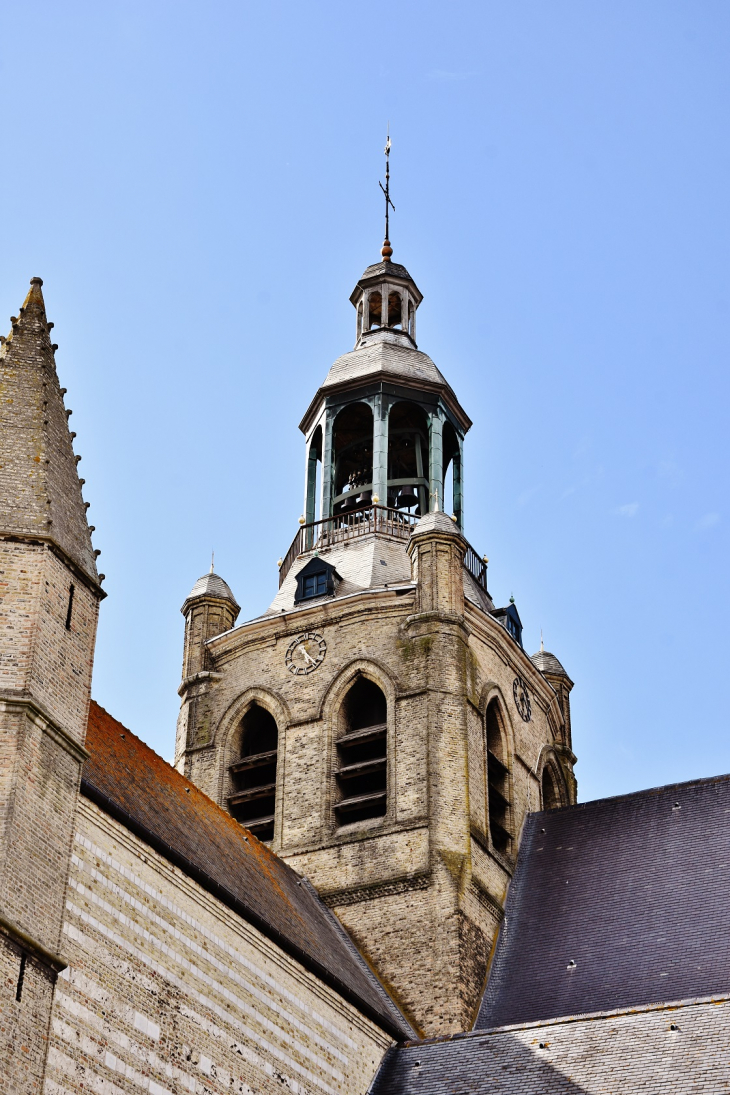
[[381, 238, 393, 260]]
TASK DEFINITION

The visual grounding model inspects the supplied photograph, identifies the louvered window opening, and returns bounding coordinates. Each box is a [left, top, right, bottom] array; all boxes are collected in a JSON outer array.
[[228, 705, 278, 841], [335, 679, 387, 825], [486, 702, 511, 855]]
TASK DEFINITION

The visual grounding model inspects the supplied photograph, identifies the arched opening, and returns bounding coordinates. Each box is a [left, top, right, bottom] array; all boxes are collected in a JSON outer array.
[[486, 700, 511, 855], [368, 291, 382, 329], [334, 677, 387, 825], [387, 401, 429, 515], [305, 425, 322, 532], [387, 291, 402, 329], [442, 420, 461, 525], [332, 403, 374, 515], [542, 765, 561, 811], [228, 704, 278, 841]]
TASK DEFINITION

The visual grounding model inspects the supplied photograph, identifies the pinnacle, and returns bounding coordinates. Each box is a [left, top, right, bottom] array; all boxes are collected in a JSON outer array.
[[0, 276, 100, 589]]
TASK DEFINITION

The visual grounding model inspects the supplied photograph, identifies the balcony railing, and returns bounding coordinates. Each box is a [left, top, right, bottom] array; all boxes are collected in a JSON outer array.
[[278, 504, 490, 597]]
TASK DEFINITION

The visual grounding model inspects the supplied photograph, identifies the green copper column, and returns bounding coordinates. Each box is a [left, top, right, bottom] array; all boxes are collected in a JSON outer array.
[[321, 411, 335, 518], [453, 439, 464, 530], [372, 395, 388, 506], [429, 412, 444, 511]]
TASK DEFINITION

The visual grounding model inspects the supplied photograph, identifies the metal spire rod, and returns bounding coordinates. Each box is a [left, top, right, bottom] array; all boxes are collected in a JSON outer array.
[[379, 128, 395, 258]]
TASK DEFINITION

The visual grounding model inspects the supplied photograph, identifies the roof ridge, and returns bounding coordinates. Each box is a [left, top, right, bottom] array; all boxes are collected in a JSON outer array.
[[547, 769, 730, 814]]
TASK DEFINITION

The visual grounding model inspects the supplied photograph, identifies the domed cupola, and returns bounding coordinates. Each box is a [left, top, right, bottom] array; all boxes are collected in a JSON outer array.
[[295, 137, 472, 541], [350, 257, 423, 349]]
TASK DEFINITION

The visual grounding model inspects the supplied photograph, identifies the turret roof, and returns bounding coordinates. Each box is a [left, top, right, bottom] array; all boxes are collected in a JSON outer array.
[[530, 648, 569, 676], [0, 278, 99, 587], [185, 568, 239, 609]]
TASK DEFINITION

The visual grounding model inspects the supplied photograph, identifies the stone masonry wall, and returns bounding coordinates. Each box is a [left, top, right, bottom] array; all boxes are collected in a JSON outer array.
[[178, 529, 571, 1036], [45, 797, 393, 1095]]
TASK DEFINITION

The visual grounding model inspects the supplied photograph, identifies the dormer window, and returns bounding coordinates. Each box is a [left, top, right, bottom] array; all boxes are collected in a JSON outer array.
[[490, 603, 524, 649], [294, 557, 341, 603]]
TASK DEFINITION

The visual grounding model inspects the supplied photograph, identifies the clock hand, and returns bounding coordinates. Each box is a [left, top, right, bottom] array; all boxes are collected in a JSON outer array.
[[301, 647, 316, 666]]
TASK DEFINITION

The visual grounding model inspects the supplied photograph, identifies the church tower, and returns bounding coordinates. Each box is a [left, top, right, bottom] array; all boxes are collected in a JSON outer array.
[[0, 279, 103, 1090], [176, 213, 576, 1035]]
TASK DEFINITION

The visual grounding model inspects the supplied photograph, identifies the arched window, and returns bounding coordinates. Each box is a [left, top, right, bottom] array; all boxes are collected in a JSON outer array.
[[486, 700, 511, 855], [542, 765, 561, 811], [228, 704, 278, 841], [387, 291, 402, 328], [334, 677, 387, 825]]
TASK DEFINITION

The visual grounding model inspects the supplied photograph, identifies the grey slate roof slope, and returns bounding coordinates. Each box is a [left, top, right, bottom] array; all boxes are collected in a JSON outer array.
[[186, 569, 240, 609], [322, 338, 447, 392], [370, 997, 730, 1093], [83, 701, 414, 1041], [530, 649, 568, 676], [0, 278, 99, 585], [477, 773, 730, 1029]]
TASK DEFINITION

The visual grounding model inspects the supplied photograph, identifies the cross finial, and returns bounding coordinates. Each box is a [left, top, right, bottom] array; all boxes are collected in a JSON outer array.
[[379, 127, 395, 260], [210, 551, 215, 574], [540, 629, 544, 652]]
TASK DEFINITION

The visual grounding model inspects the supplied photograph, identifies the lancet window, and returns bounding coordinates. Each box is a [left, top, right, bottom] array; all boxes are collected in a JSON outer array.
[[486, 699, 512, 855], [334, 677, 388, 825], [228, 704, 278, 841]]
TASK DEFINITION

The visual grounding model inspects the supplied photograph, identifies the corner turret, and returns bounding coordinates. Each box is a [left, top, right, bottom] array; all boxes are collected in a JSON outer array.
[[175, 564, 240, 773]]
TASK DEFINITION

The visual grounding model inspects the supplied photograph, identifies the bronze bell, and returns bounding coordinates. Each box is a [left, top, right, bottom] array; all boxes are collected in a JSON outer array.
[[396, 486, 419, 509]]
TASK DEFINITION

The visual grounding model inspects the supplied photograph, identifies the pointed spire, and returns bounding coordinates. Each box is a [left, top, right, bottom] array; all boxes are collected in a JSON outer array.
[[0, 277, 99, 587]]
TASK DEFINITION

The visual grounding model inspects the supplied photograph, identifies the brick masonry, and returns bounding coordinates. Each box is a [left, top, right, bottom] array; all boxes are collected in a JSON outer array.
[[44, 798, 393, 1095]]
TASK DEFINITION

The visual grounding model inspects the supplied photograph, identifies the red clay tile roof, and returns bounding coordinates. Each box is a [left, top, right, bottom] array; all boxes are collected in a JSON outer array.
[[82, 700, 413, 1040]]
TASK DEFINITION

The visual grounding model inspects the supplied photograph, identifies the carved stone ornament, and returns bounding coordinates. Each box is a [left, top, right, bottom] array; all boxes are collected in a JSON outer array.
[[285, 632, 327, 676], [513, 676, 532, 722]]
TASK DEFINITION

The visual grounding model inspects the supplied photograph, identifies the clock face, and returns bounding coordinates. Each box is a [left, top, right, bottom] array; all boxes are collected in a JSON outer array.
[[285, 632, 327, 676], [513, 676, 532, 722]]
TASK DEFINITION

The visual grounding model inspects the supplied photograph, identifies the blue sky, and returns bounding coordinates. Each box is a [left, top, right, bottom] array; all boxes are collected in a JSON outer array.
[[1, 1, 728, 801]]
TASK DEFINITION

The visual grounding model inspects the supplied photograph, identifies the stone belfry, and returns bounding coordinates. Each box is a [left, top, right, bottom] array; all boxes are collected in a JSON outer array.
[[0, 279, 104, 1090], [176, 175, 577, 1035]]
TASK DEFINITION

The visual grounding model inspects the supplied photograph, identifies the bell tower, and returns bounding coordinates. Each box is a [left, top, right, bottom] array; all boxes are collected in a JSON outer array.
[[0, 278, 104, 1090], [177, 190, 576, 1035]]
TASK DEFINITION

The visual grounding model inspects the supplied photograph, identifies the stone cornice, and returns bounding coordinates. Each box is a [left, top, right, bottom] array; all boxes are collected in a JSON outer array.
[[0, 909, 68, 973], [0, 691, 89, 763], [0, 532, 106, 599]]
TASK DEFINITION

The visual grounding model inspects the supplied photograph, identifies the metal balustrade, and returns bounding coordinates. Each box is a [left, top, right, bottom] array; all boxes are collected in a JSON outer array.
[[278, 504, 489, 597]]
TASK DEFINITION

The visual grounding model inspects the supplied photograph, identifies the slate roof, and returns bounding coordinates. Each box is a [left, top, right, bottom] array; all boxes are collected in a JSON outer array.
[[185, 569, 239, 608], [357, 260, 414, 283], [477, 773, 730, 1029], [81, 701, 414, 1041], [322, 337, 447, 392], [530, 649, 569, 676], [370, 997, 730, 1093]]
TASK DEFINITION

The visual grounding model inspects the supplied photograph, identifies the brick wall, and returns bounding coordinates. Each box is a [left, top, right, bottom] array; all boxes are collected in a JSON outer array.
[[45, 798, 393, 1095]]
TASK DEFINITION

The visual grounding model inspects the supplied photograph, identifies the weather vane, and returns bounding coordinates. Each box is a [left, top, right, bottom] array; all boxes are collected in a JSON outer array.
[[379, 128, 395, 260]]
